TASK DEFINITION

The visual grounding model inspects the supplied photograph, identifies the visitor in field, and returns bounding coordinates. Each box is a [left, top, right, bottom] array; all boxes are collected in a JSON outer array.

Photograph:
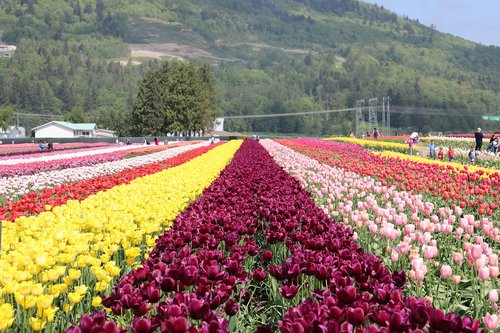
[[475, 128, 484, 151], [487, 134, 496, 151], [407, 136, 414, 155], [468, 146, 477, 165], [448, 146, 455, 162], [428, 140, 436, 159], [154, 137, 159, 145], [47, 140, 53, 151], [493, 138, 499, 156], [438, 147, 444, 160], [373, 128, 379, 140], [39, 141, 46, 150]]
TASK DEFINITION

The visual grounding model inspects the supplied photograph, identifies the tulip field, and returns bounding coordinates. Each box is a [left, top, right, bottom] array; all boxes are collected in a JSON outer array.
[[1, 138, 499, 332]]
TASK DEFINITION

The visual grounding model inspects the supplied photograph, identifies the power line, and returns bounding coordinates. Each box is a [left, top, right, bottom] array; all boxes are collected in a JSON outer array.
[[223, 105, 457, 120]]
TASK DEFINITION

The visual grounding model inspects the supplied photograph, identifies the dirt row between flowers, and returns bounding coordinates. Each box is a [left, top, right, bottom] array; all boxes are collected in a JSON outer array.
[[68, 140, 481, 333]]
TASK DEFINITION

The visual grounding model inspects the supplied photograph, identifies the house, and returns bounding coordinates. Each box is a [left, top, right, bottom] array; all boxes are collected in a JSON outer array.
[[0, 125, 26, 138], [0, 43, 16, 58], [32, 121, 117, 138]]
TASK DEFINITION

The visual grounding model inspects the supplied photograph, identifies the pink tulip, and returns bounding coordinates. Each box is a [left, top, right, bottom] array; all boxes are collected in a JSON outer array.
[[452, 252, 463, 265], [452, 275, 461, 285], [440, 265, 452, 279], [490, 266, 499, 278], [489, 290, 499, 303], [479, 267, 491, 281], [423, 245, 438, 259], [490, 254, 499, 267], [483, 313, 498, 330], [471, 244, 483, 260]]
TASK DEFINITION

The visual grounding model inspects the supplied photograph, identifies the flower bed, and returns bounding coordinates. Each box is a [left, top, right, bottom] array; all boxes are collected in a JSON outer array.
[[326, 137, 409, 153], [0, 142, 113, 158], [263, 139, 500, 324], [0, 140, 241, 332], [278, 139, 499, 220], [0, 143, 218, 221], [0, 142, 208, 203], [68, 141, 480, 333]]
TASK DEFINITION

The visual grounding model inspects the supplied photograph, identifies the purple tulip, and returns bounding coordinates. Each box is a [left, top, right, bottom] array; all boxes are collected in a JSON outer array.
[[279, 285, 299, 299], [131, 318, 153, 333]]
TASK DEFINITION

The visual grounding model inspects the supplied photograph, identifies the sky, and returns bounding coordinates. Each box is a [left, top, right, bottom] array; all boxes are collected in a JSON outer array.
[[361, 0, 500, 47]]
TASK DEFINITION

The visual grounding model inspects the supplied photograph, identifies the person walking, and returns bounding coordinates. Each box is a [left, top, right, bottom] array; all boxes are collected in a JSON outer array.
[[407, 136, 414, 155], [475, 128, 484, 152], [428, 140, 436, 159], [373, 128, 379, 140], [448, 146, 455, 162]]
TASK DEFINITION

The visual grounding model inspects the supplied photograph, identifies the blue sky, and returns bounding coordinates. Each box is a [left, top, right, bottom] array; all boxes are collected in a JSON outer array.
[[361, 0, 500, 46]]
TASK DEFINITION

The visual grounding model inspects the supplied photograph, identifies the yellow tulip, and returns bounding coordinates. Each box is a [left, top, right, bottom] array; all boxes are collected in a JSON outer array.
[[62, 303, 72, 312], [92, 296, 102, 307], [68, 292, 83, 304], [31, 283, 44, 296], [0, 303, 15, 330], [39, 306, 59, 322], [74, 284, 88, 295], [36, 294, 54, 310], [15, 293, 36, 309], [29, 317, 46, 332]]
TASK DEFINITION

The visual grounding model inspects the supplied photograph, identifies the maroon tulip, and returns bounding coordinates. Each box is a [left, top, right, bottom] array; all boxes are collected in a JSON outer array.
[[262, 250, 273, 261], [206, 265, 224, 280], [131, 318, 153, 333], [145, 284, 161, 303], [224, 299, 239, 316], [133, 267, 148, 283], [279, 285, 299, 299], [251, 267, 267, 282], [410, 304, 429, 326], [337, 285, 357, 305], [166, 317, 190, 333], [346, 307, 365, 326], [160, 277, 176, 293], [181, 266, 198, 286], [429, 308, 446, 331], [188, 298, 209, 320]]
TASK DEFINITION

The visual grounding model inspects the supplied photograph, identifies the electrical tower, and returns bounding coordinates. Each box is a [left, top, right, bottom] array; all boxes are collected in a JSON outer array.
[[355, 99, 365, 137], [368, 98, 378, 131]]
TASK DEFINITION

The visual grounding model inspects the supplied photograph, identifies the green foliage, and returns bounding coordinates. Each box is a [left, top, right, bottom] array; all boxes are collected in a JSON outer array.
[[131, 60, 217, 136], [0, 104, 14, 131], [2, 0, 500, 135], [63, 106, 86, 123]]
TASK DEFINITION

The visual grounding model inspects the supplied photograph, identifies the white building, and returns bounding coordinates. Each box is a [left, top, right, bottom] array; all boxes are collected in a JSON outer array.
[[32, 121, 117, 138], [0, 125, 25, 138]]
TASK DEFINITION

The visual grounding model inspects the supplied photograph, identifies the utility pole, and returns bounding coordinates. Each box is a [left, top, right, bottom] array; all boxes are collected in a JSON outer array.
[[386, 96, 390, 136], [355, 99, 364, 138], [382, 97, 386, 136]]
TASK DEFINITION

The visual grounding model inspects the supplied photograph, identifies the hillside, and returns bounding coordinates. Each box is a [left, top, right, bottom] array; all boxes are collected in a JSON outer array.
[[1, 0, 500, 135]]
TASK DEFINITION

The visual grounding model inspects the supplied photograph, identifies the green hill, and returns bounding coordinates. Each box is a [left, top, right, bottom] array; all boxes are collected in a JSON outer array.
[[1, 0, 499, 135]]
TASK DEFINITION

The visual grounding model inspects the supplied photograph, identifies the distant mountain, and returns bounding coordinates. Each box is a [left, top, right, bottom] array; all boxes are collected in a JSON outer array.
[[1, 0, 499, 134]]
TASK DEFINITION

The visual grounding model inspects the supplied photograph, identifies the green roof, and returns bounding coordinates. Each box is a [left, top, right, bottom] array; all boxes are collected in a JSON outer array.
[[53, 121, 97, 130]]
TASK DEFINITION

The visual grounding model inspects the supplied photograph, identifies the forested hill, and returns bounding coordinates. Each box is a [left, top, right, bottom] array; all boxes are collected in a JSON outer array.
[[1, 0, 500, 135]]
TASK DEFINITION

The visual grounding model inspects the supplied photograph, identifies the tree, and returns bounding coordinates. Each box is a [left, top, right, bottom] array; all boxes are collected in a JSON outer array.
[[130, 68, 165, 135], [0, 105, 14, 131], [63, 106, 86, 123], [130, 60, 217, 136]]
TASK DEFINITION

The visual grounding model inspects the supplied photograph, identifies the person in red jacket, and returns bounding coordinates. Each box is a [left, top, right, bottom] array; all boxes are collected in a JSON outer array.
[[448, 146, 455, 162]]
